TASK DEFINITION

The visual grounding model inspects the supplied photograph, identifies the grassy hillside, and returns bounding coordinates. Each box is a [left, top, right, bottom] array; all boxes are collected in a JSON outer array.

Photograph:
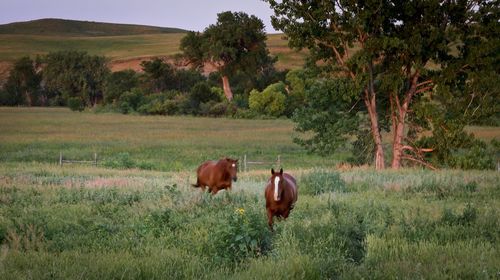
[[0, 33, 305, 79], [0, 107, 498, 279], [0, 18, 187, 36], [0, 33, 186, 62]]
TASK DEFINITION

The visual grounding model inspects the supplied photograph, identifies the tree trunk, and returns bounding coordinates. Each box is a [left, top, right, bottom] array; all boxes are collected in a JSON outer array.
[[364, 89, 385, 170], [221, 75, 233, 101], [391, 71, 420, 169], [391, 119, 406, 169]]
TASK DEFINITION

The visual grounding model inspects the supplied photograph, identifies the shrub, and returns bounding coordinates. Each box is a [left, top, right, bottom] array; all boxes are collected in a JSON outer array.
[[104, 70, 139, 104], [212, 207, 271, 263], [248, 82, 286, 117], [301, 170, 346, 195], [118, 88, 145, 113], [102, 153, 135, 169], [67, 97, 84, 111], [190, 82, 221, 110]]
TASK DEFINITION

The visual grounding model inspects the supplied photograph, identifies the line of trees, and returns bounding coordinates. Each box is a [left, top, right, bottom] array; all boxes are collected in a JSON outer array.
[[0, 8, 497, 170]]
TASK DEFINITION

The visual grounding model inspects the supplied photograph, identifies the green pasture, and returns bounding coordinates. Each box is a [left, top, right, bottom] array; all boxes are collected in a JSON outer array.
[[0, 163, 498, 279], [0, 107, 499, 278], [0, 107, 339, 171]]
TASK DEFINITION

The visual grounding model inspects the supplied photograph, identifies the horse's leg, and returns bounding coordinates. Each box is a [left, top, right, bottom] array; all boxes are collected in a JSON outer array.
[[267, 209, 274, 231], [211, 187, 219, 195]]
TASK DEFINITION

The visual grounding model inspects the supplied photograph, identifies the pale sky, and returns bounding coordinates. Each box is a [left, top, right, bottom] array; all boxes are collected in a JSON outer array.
[[0, 0, 279, 33]]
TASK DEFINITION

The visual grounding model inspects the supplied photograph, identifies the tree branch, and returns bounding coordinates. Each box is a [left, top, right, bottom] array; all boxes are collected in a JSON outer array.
[[401, 155, 437, 170]]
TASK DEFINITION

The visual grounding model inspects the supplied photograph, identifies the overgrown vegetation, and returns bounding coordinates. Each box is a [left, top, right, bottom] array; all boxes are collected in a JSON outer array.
[[0, 164, 498, 279]]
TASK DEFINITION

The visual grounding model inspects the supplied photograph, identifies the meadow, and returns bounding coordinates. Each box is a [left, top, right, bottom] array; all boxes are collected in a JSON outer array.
[[0, 107, 499, 279]]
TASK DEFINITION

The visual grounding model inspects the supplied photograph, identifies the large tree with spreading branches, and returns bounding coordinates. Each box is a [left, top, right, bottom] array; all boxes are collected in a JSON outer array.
[[180, 11, 275, 101], [266, 0, 499, 169]]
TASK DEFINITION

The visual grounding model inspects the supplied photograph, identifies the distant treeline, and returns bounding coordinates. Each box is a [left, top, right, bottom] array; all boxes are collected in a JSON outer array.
[[0, 51, 296, 118]]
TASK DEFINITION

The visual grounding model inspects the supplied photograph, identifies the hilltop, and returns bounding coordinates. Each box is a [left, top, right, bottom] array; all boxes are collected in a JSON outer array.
[[0, 18, 187, 36]]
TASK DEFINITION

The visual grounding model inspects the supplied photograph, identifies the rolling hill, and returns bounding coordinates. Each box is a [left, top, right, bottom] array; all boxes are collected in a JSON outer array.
[[0, 18, 187, 36], [0, 19, 306, 80]]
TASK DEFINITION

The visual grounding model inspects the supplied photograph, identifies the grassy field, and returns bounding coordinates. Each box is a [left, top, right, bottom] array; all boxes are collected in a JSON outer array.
[[0, 107, 339, 171], [0, 108, 499, 279]]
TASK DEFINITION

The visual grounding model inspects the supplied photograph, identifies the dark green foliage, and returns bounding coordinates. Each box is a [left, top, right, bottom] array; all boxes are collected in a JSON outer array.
[[2, 56, 42, 106], [293, 78, 361, 155], [43, 51, 109, 106], [104, 70, 139, 104], [118, 88, 145, 113], [301, 170, 346, 195], [67, 97, 84, 112], [266, 0, 499, 169], [140, 58, 176, 93], [189, 82, 221, 110], [172, 69, 206, 92], [180, 11, 276, 101]]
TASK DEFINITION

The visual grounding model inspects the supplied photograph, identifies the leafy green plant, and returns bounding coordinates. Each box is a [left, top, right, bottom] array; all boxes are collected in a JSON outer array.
[[212, 207, 271, 263], [248, 82, 286, 117]]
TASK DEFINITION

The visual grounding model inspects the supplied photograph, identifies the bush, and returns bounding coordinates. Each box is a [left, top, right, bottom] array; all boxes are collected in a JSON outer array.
[[104, 70, 139, 104], [212, 206, 271, 263], [248, 82, 286, 117], [451, 140, 496, 170], [118, 88, 145, 113], [67, 97, 84, 112], [102, 153, 135, 169], [301, 170, 346, 195], [190, 82, 221, 110]]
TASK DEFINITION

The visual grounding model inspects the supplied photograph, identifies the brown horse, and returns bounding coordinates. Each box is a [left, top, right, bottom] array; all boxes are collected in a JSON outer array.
[[265, 168, 298, 230], [193, 157, 238, 195]]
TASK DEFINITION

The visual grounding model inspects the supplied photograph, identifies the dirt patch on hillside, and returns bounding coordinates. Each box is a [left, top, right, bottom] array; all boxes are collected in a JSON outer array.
[[0, 62, 12, 85], [108, 56, 217, 75]]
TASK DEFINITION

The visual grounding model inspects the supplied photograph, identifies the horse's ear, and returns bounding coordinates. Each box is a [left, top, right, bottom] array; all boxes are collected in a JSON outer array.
[[279, 168, 283, 175], [271, 168, 275, 175], [235, 159, 238, 163]]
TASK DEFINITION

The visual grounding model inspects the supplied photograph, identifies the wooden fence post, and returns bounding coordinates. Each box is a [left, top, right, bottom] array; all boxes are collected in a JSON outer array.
[[244, 154, 247, 173], [277, 155, 281, 168], [94, 153, 98, 166], [59, 152, 63, 166]]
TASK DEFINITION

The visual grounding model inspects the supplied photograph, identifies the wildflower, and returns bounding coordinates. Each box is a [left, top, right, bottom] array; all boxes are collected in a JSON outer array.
[[235, 208, 245, 215]]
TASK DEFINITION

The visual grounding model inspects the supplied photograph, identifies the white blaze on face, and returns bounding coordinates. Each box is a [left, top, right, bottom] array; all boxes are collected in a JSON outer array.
[[231, 163, 236, 168], [274, 176, 280, 201]]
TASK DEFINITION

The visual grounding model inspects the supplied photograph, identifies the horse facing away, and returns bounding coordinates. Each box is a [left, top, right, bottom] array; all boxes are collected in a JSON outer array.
[[193, 157, 238, 195], [265, 168, 298, 230]]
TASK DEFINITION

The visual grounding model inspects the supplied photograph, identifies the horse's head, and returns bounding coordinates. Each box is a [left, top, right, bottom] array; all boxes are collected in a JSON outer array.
[[224, 157, 239, 182], [271, 168, 284, 201]]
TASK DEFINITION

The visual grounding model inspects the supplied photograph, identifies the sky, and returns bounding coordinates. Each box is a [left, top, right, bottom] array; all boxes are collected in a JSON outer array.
[[0, 0, 279, 33]]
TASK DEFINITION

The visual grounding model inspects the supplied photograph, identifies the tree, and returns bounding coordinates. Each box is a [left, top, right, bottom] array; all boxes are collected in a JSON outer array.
[[2, 56, 41, 106], [43, 51, 109, 107], [140, 58, 175, 93], [104, 70, 139, 104], [266, 0, 498, 169], [180, 11, 275, 101]]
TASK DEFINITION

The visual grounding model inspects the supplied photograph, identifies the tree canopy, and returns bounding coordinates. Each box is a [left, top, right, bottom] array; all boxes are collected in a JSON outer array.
[[266, 0, 499, 169], [180, 11, 275, 101]]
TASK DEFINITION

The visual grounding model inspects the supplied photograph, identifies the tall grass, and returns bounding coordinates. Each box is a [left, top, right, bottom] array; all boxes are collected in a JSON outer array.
[[0, 108, 499, 278], [0, 163, 498, 279]]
